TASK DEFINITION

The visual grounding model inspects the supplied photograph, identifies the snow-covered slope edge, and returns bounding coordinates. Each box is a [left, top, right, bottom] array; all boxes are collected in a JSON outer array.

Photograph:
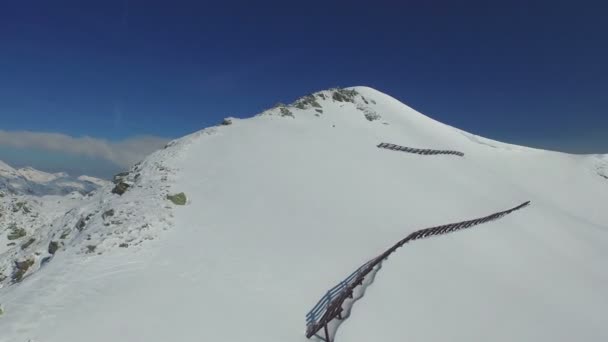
[[0, 86, 607, 342], [0, 137, 194, 288]]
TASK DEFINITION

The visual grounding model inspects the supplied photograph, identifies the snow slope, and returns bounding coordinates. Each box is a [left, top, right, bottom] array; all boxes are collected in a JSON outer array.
[[0, 87, 607, 342]]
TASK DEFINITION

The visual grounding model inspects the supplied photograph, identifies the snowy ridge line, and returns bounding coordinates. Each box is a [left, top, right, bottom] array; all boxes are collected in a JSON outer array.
[[305, 200, 530, 341], [377, 142, 465, 157]]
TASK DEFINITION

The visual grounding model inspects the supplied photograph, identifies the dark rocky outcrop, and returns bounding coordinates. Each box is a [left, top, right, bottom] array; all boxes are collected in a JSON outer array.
[[21, 238, 35, 250], [102, 209, 115, 220], [294, 95, 322, 109], [48, 241, 59, 255], [111, 182, 130, 195], [112, 172, 130, 184], [364, 112, 381, 121], [12, 258, 34, 283], [279, 107, 294, 118], [7, 225, 26, 240], [331, 88, 358, 102], [75, 217, 87, 231], [167, 192, 187, 205]]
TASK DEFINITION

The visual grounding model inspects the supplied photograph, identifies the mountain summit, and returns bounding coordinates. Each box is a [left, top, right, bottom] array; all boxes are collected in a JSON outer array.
[[1, 87, 607, 342]]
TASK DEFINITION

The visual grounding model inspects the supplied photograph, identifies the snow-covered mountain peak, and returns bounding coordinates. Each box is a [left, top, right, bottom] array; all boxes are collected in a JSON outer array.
[[0, 86, 607, 342], [255, 86, 427, 122], [256, 87, 385, 121]]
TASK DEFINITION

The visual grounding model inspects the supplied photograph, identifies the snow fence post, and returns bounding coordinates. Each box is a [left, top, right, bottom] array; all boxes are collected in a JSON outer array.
[[324, 324, 331, 342]]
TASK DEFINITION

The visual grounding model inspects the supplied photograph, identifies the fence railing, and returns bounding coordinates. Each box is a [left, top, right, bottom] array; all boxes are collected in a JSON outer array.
[[306, 258, 375, 326], [305, 201, 530, 341], [377, 142, 465, 157]]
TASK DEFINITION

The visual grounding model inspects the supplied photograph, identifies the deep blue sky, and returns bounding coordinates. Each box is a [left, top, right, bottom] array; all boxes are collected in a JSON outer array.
[[0, 1, 607, 176]]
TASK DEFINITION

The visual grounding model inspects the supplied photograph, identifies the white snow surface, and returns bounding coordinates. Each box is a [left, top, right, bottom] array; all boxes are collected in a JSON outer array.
[[0, 87, 607, 342]]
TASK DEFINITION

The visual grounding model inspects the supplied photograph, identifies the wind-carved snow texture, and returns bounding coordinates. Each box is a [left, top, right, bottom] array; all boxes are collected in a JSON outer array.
[[377, 142, 465, 157], [306, 201, 530, 341]]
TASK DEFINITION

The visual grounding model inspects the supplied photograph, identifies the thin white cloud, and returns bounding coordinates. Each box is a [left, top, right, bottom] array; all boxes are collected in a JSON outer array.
[[0, 130, 170, 168]]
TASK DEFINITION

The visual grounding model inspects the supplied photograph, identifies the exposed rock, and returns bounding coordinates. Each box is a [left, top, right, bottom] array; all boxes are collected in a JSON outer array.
[[119, 243, 129, 248], [112, 172, 130, 184], [21, 238, 35, 250], [75, 217, 87, 231], [102, 209, 115, 220], [365, 112, 382, 121], [221, 118, 233, 125], [279, 107, 294, 118], [60, 229, 71, 239], [48, 241, 59, 254], [12, 258, 34, 283], [111, 182, 130, 195], [331, 88, 358, 102], [294, 95, 322, 109], [167, 192, 187, 205], [12, 201, 30, 214], [7, 225, 26, 240]]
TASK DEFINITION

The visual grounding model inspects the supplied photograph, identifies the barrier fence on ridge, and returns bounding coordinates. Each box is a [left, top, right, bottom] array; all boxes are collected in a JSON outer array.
[[305, 201, 531, 342], [377, 142, 465, 157]]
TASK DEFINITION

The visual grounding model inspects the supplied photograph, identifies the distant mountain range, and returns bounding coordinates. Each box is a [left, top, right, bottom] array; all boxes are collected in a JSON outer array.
[[0, 160, 109, 196]]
